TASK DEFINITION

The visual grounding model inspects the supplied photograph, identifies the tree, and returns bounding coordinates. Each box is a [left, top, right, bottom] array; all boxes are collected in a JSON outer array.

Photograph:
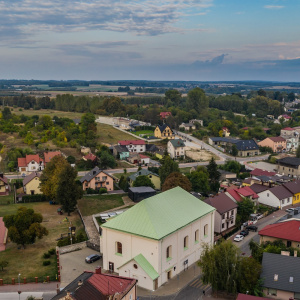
[[133, 175, 155, 189], [67, 155, 76, 164], [187, 87, 208, 113], [231, 144, 238, 157], [81, 113, 96, 132], [223, 160, 242, 175], [159, 156, 179, 186], [56, 164, 83, 216], [98, 151, 116, 169], [38, 115, 53, 130], [236, 197, 255, 225], [186, 169, 209, 195], [2, 107, 12, 120], [3, 207, 48, 248], [165, 89, 182, 106], [162, 172, 192, 192], [119, 175, 129, 192], [0, 260, 8, 271], [206, 157, 220, 192], [296, 145, 300, 158]]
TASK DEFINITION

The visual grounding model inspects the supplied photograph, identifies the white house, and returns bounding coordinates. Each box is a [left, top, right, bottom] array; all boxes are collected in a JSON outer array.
[[257, 185, 293, 209], [118, 140, 146, 153], [18, 154, 44, 173], [100, 187, 215, 291], [167, 139, 186, 159]]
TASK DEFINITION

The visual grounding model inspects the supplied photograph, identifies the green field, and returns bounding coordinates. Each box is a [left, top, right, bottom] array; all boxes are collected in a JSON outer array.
[[77, 194, 125, 216], [12, 108, 84, 119], [0, 202, 84, 282], [133, 130, 154, 136]]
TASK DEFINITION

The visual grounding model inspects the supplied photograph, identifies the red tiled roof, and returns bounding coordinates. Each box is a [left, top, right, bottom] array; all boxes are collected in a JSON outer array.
[[227, 189, 242, 202], [282, 127, 294, 131], [139, 154, 149, 159], [160, 112, 172, 118], [18, 154, 44, 167], [84, 153, 97, 161], [18, 157, 27, 167], [259, 220, 300, 242], [237, 293, 270, 300], [44, 151, 61, 163], [242, 127, 249, 130], [222, 127, 229, 130], [227, 186, 258, 202], [250, 168, 276, 177], [118, 140, 146, 146], [268, 136, 286, 142]]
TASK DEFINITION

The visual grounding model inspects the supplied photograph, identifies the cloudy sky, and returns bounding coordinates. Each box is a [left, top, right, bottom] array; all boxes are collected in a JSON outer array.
[[1, 0, 300, 81]]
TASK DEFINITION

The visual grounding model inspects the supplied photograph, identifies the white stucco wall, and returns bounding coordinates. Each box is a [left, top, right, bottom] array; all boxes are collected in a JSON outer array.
[[258, 190, 292, 209]]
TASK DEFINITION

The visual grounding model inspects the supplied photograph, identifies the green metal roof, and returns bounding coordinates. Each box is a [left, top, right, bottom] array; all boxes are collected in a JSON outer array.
[[118, 254, 159, 280], [169, 139, 185, 148], [128, 169, 159, 181], [102, 187, 215, 240]]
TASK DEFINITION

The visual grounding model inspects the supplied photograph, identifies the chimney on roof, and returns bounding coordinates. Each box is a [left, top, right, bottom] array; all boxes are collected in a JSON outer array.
[[281, 250, 290, 256], [95, 267, 101, 274], [78, 280, 83, 287]]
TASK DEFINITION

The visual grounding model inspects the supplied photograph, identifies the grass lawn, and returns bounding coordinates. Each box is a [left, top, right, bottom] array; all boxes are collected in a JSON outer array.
[[0, 194, 14, 205], [12, 108, 84, 119], [78, 194, 125, 216], [113, 172, 135, 179], [116, 161, 134, 169], [0, 202, 84, 282], [133, 130, 154, 136], [179, 167, 192, 174]]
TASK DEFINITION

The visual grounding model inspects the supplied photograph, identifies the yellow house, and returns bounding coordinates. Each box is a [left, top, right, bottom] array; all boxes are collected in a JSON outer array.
[[129, 169, 161, 190], [154, 124, 174, 139], [0, 174, 9, 196], [23, 172, 42, 195], [283, 180, 300, 205]]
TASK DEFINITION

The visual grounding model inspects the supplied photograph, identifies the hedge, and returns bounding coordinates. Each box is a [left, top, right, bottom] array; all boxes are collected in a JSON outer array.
[[21, 194, 49, 203]]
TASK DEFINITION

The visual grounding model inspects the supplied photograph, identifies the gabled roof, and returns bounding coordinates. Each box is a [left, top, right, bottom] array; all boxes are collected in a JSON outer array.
[[267, 136, 286, 142], [128, 169, 159, 181], [282, 127, 295, 131], [283, 180, 300, 194], [139, 154, 149, 159], [44, 151, 61, 164], [169, 139, 185, 148], [277, 157, 300, 167], [259, 219, 300, 242], [83, 153, 97, 161], [250, 168, 276, 177], [0, 175, 8, 185], [102, 187, 215, 240], [261, 252, 300, 293], [113, 145, 129, 153], [204, 193, 237, 214], [250, 184, 269, 194], [269, 185, 293, 200], [118, 254, 159, 280], [18, 154, 44, 167], [23, 172, 41, 186], [118, 140, 145, 146], [80, 167, 112, 183], [210, 137, 259, 151], [227, 186, 258, 202], [157, 124, 172, 133], [160, 112, 172, 118]]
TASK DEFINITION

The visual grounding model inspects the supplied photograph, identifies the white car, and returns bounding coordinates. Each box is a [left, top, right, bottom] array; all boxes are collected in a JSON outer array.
[[234, 235, 244, 242]]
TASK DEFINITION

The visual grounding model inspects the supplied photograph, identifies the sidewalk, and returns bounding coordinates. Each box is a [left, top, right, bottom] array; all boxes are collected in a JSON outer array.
[[0, 282, 59, 293], [137, 262, 202, 297]]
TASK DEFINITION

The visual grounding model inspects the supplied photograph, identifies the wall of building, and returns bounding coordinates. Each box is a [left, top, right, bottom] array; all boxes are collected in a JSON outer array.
[[83, 172, 114, 191], [277, 164, 300, 178], [25, 177, 42, 195], [148, 175, 160, 190], [263, 288, 294, 300], [260, 235, 300, 248]]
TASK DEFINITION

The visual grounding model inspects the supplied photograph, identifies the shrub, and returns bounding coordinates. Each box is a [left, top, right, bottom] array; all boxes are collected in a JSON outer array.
[[43, 260, 51, 266], [48, 248, 56, 255], [21, 194, 49, 203], [43, 253, 51, 259], [99, 188, 107, 194]]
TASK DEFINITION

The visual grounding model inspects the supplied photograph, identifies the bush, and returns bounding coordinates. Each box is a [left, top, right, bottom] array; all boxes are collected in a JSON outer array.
[[86, 188, 99, 194], [43, 253, 51, 259], [99, 188, 107, 194], [43, 260, 51, 266], [21, 194, 49, 203], [48, 248, 56, 255]]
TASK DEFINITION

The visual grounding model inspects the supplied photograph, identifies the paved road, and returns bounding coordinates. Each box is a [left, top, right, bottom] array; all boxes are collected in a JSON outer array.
[[0, 292, 55, 300]]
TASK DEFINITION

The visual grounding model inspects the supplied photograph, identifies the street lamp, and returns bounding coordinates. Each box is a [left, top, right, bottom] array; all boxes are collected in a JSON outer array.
[[18, 273, 21, 300]]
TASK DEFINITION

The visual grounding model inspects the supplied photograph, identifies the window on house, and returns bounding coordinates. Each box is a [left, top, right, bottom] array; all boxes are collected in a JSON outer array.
[[274, 274, 278, 281], [184, 236, 189, 249], [116, 242, 122, 255], [282, 199, 285, 204], [166, 246, 172, 259], [231, 220, 233, 224], [231, 210, 234, 216], [267, 193, 269, 197], [102, 176, 107, 181], [268, 289, 277, 296], [85, 183, 88, 187], [195, 230, 199, 242], [204, 224, 208, 237], [222, 223, 225, 229], [222, 214, 225, 220]]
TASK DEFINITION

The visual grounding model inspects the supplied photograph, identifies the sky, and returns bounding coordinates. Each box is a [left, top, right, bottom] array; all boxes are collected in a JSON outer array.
[[1, 0, 300, 81]]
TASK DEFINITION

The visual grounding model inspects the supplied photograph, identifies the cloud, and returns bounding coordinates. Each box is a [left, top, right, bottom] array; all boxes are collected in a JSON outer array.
[[191, 54, 227, 67], [264, 5, 284, 9]]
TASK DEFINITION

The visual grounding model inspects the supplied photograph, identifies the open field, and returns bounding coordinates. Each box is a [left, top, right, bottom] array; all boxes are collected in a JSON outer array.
[[0, 194, 14, 205], [185, 147, 218, 162], [12, 108, 84, 119], [77, 194, 125, 216], [0, 202, 84, 282], [133, 130, 154, 136]]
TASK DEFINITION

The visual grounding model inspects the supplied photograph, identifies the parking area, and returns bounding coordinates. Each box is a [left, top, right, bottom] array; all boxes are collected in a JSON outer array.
[[59, 247, 103, 288]]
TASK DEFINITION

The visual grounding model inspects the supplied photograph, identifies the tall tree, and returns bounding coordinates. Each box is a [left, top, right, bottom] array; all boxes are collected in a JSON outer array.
[[165, 89, 182, 106], [236, 197, 255, 225], [206, 157, 220, 192], [3, 207, 48, 248], [133, 175, 155, 189], [187, 87, 208, 113], [162, 172, 192, 192], [80, 112, 96, 133], [2, 107, 12, 120], [159, 156, 179, 186], [56, 164, 83, 216], [186, 169, 210, 195]]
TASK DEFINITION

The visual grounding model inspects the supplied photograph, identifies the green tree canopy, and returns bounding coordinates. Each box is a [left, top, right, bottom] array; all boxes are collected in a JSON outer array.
[[159, 156, 179, 186], [3, 207, 48, 248], [162, 172, 192, 192], [186, 169, 209, 195], [236, 197, 255, 225], [206, 157, 220, 192], [187, 87, 208, 113], [133, 175, 155, 189]]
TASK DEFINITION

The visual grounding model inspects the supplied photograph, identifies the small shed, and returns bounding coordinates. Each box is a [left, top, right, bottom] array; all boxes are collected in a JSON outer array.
[[128, 186, 156, 203]]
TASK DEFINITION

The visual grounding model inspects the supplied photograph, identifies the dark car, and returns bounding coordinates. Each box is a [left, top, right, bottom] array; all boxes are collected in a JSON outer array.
[[240, 230, 249, 236], [246, 225, 258, 232], [85, 254, 102, 264]]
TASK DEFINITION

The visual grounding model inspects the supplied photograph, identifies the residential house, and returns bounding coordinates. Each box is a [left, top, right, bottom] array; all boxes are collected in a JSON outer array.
[[277, 157, 300, 178], [145, 144, 159, 153], [23, 172, 41, 195], [282, 180, 300, 205], [179, 123, 196, 131], [257, 185, 293, 209], [139, 154, 150, 165], [278, 114, 292, 122], [204, 193, 238, 234], [80, 167, 114, 192], [127, 153, 142, 164], [100, 187, 215, 290], [167, 139, 186, 159], [219, 169, 237, 182], [154, 124, 174, 139], [284, 136, 299, 152], [190, 119, 203, 126], [208, 137, 260, 157], [250, 169, 276, 177], [128, 169, 161, 190], [52, 267, 137, 300], [236, 294, 270, 300], [113, 145, 130, 160], [226, 186, 259, 206], [222, 127, 230, 137], [0, 174, 9, 196], [261, 252, 300, 299], [44, 151, 61, 165], [128, 186, 157, 202], [160, 112, 172, 119], [155, 150, 165, 160], [258, 137, 287, 153], [249, 183, 270, 195], [118, 140, 146, 153], [280, 127, 299, 138], [18, 154, 44, 173], [82, 153, 98, 164], [259, 219, 300, 248]]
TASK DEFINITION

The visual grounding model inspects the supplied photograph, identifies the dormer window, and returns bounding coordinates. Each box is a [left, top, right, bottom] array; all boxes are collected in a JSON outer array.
[[289, 276, 293, 283], [274, 274, 278, 281]]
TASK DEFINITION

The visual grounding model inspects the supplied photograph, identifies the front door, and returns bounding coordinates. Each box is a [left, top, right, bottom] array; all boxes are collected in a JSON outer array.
[[167, 270, 172, 280], [154, 278, 158, 290], [109, 262, 114, 273]]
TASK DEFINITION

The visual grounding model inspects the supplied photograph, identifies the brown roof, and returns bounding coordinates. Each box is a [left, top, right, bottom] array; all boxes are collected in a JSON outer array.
[[237, 294, 270, 300], [23, 172, 41, 186], [204, 193, 237, 214], [44, 151, 61, 164], [283, 180, 300, 194], [250, 183, 269, 194], [268, 136, 286, 142], [269, 185, 293, 200]]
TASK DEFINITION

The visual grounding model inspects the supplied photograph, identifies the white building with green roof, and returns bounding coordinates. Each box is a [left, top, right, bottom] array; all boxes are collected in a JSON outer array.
[[100, 187, 215, 291], [167, 139, 186, 159]]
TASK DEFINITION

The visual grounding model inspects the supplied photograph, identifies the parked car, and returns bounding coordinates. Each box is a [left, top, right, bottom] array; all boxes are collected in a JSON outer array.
[[246, 225, 258, 232], [85, 254, 102, 264], [234, 235, 244, 242], [286, 208, 295, 213], [240, 230, 249, 237]]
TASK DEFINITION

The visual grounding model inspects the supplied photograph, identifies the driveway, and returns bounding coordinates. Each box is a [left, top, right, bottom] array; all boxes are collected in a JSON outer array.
[[59, 248, 102, 288]]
